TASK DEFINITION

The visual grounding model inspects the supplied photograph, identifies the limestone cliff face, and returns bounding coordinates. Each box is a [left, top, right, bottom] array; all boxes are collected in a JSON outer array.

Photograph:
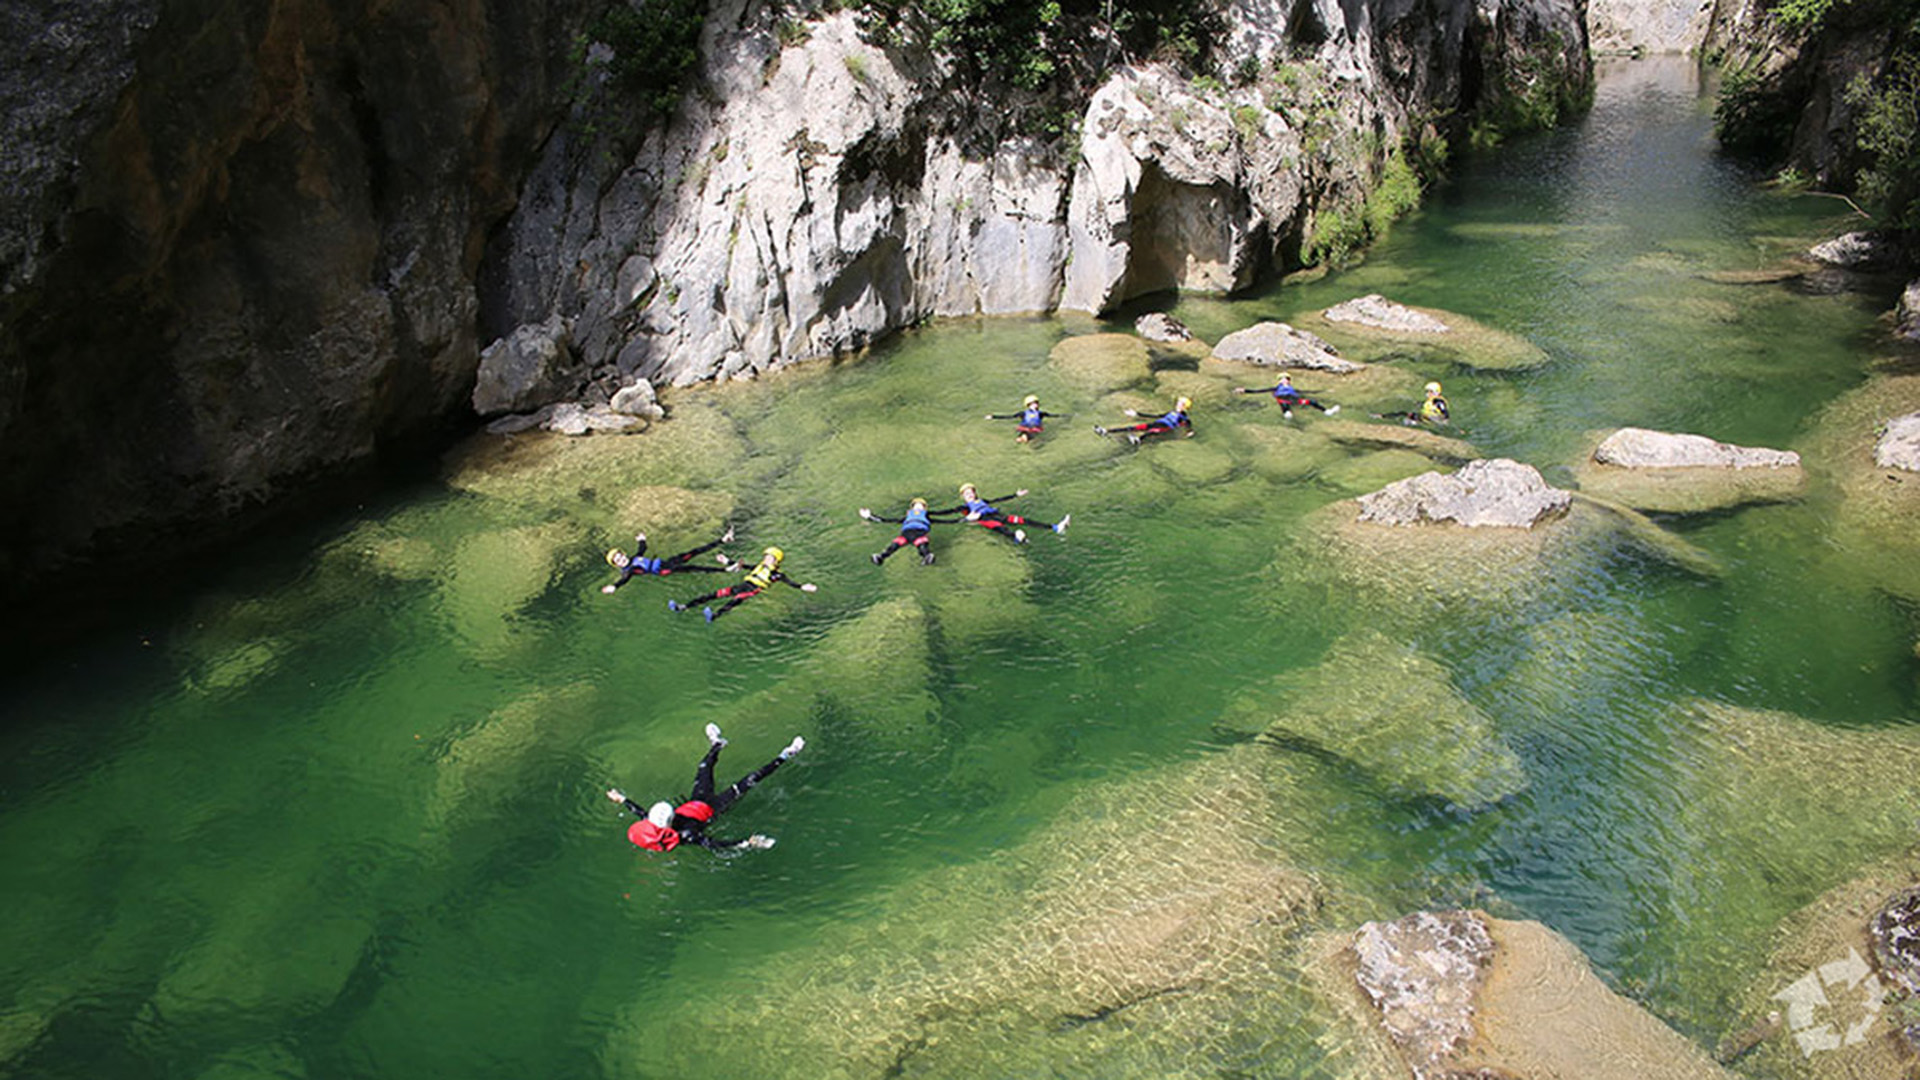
[[485, 0, 1591, 394], [0, 0, 596, 589], [0, 0, 1588, 593], [1587, 0, 1712, 54]]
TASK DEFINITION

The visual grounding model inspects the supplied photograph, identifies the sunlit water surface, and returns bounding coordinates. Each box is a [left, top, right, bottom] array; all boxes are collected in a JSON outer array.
[[3, 57, 1916, 1079]]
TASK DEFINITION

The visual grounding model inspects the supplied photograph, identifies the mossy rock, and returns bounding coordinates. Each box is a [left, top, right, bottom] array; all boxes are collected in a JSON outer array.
[[1720, 846, 1920, 1078], [443, 399, 761, 514], [1567, 460, 1805, 514], [1295, 303, 1551, 372], [1151, 368, 1237, 410], [601, 747, 1334, 1079], [427, 682, 599, 828], [1317, 418, 1479, 464], [890, 522, 1040, 648], [1049, 333, 1154, 393], [1239, 424, 1344, 483], [1220, 629, 1526, 809], [1314, 448, 1441, 496], [438, 520, 583, 658], [1801, 373, 1920, 605], [1145, 436, 1240, 487], [609, 486, 738, 538]]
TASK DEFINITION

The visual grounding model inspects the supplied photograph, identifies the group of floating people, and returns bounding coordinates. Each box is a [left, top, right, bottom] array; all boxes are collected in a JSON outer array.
[[606, 376, 1453, 853]]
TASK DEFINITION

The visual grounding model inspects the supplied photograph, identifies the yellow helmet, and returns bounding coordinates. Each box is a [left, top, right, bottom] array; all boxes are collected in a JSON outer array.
[[1023, 394, 1040, 407], [1425, 382, 1442, 395], [1175, 396, 1192, 411], [1277, 372, 1293, 382], [605, 548, 627, 568], [958, 482, 976, 496], [910, 497, 928, 508], [762, 546, 785, 563]]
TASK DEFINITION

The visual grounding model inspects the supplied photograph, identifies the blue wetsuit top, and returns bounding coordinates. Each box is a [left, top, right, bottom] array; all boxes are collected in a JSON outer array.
[[1021, 405, 1044, 426], [963, 497, 996, 516], [1271, 384, 1304, 400], [1157, 410, 1188, 427], [634, 555, 664, 575], [903, 505, 931, 530]]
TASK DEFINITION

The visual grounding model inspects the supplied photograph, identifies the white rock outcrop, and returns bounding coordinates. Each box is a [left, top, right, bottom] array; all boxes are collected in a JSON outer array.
[[1878, 412, 1920, 472], [1357, 459, 1573, 528], [1593, 428, 1800, 469]]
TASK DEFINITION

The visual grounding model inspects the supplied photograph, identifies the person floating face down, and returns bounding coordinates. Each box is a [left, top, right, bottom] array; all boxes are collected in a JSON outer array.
[[601, 526, 738, 594], [1232, 373, 1340, 418], [607, 724, 805, 853], [927, 483, 1070, 544], [985, 394, 1066, 443], [860, 497, 938, 565], [1094, 397, 1193, 444], [1385, 382, 1450, 426], [667, 546, 818, 623]]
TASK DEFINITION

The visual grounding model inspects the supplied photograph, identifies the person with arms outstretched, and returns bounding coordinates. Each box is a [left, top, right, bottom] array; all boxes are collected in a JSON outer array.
[[860, 497, 938, 565], [986, 394, 1066, 443], [607, 724, 805, 852], [668, 546, 818, 623], [1093, 396, 1193, 444], [601, 526, 738, 594], [1233, 373, 1339, 418], [928, 483, 1069, 544]]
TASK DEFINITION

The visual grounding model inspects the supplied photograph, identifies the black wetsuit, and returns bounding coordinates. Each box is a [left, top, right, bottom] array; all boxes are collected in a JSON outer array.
[[607, 534, 733, 590], [674, 566, 807, 621], [617, 742, 791, 851], [1247, 383, 1334, 415], [929, 493, 1061, 542]]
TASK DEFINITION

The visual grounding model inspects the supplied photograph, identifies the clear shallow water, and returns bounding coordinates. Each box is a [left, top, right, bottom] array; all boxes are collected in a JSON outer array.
[[2, 57, 1916, 1078]]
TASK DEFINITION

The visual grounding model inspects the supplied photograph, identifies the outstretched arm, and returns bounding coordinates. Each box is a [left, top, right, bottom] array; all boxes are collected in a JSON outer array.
[[773, 572, 818, 592], [859, 508, 904, 523], [606, 788, 647, 817]]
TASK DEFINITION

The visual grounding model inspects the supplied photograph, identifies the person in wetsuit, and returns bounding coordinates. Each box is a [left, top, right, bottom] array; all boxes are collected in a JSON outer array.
[[927, 483, 1069, 544], [601, 526, 738, 594], [667, 546, 818, 623], [985, 394, 1066, 443], [1379, 381, 1450, 426], [607, 724, 805, 852], [1232, 373, 1340, 418], [1093, 396, 1193, 444], [860, 497, 938, 565]]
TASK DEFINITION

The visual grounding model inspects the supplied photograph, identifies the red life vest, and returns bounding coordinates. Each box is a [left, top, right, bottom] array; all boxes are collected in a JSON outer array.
[[675, 800, 715, 822], [627, 820, 680, 852]]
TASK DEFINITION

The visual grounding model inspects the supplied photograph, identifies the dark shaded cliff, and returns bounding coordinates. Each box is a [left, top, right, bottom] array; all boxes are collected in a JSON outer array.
[[0, 0, 598, 598]]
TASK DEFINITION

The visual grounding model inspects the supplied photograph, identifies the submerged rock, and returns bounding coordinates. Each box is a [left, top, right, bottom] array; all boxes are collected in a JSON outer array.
[[1296, 298, 1551, 371], [1571, 428, 1806, 513], [1323, 293, 1450, 334], [602, 747, 1329, 1079], [1801, 374, 1920, 605], [610, 486, 736, 541], [1809, 230, 1903, 271], [1049, 333, 1155, 393], [1316, 418, 1479, 464], [1723, 846, 1920, 1077], [1357, 459, 1572, 528], [438, 520, 581, 657], [1219, 629, 1526, 809], [1211, 321, 1358, 372]]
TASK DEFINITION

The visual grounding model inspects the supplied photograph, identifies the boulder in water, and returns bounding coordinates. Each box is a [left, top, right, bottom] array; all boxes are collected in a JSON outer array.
[[472, 314, 582, 417], [1572, 428, 1806, 513], [1210, 321, 1359, 372], [1323, 293, 1450, 333], [1357, 459, 1572, 528], [1593, 427, 1800, 469], [1877, 411, 1920, 472], [1049, 333, 1154, 393], [1134, 312, 1193, 342], [1296, 297, 1551, 371], [1809, 230, 1903, 271]]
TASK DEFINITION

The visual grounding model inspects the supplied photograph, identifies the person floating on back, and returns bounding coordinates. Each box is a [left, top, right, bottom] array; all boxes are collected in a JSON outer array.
[[667, 546, 818, 623], [859, 497, 938, 565], [985, 394, 1066, 443], [928, 483, 1068, 545], [607, 724, 804, 852], [1232, 373, 1339, 419], [1094, 396, 1193, 444], [1377, 381, 1450, 426], [601, 526, 738, 594]]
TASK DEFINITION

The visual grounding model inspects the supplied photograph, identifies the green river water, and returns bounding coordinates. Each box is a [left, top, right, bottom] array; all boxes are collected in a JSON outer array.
[[3, 57, 1918, 1079]]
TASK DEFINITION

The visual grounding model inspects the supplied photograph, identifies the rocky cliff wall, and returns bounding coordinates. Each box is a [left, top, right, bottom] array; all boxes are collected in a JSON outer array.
[[0, 0, 597, 592], [1587, 0, 1712, 54], [0, 0, 1589, 597]]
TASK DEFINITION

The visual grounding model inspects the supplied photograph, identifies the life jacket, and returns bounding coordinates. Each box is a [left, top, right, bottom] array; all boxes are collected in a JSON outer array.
[[1021, 405, 1044, 426], [1422, 396, 1448, 420], [743, 560, 779, 589], [965, 497, 994, 515], [628, 819, 680, 852], [674, 800, 715, 822], [1159, 410, 1187, 427], [636, 556, 664, 575], [1272, 383, 1302, 401], [903, 505, 931, 529]]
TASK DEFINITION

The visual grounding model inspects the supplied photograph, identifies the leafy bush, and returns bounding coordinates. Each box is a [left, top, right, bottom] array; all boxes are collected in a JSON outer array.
[[1846, 33, 1920, 227], [592, 0, 711, 121]]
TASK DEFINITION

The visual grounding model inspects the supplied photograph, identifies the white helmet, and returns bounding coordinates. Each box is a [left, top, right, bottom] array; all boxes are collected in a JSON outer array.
[[647, 801, 675, 827]]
